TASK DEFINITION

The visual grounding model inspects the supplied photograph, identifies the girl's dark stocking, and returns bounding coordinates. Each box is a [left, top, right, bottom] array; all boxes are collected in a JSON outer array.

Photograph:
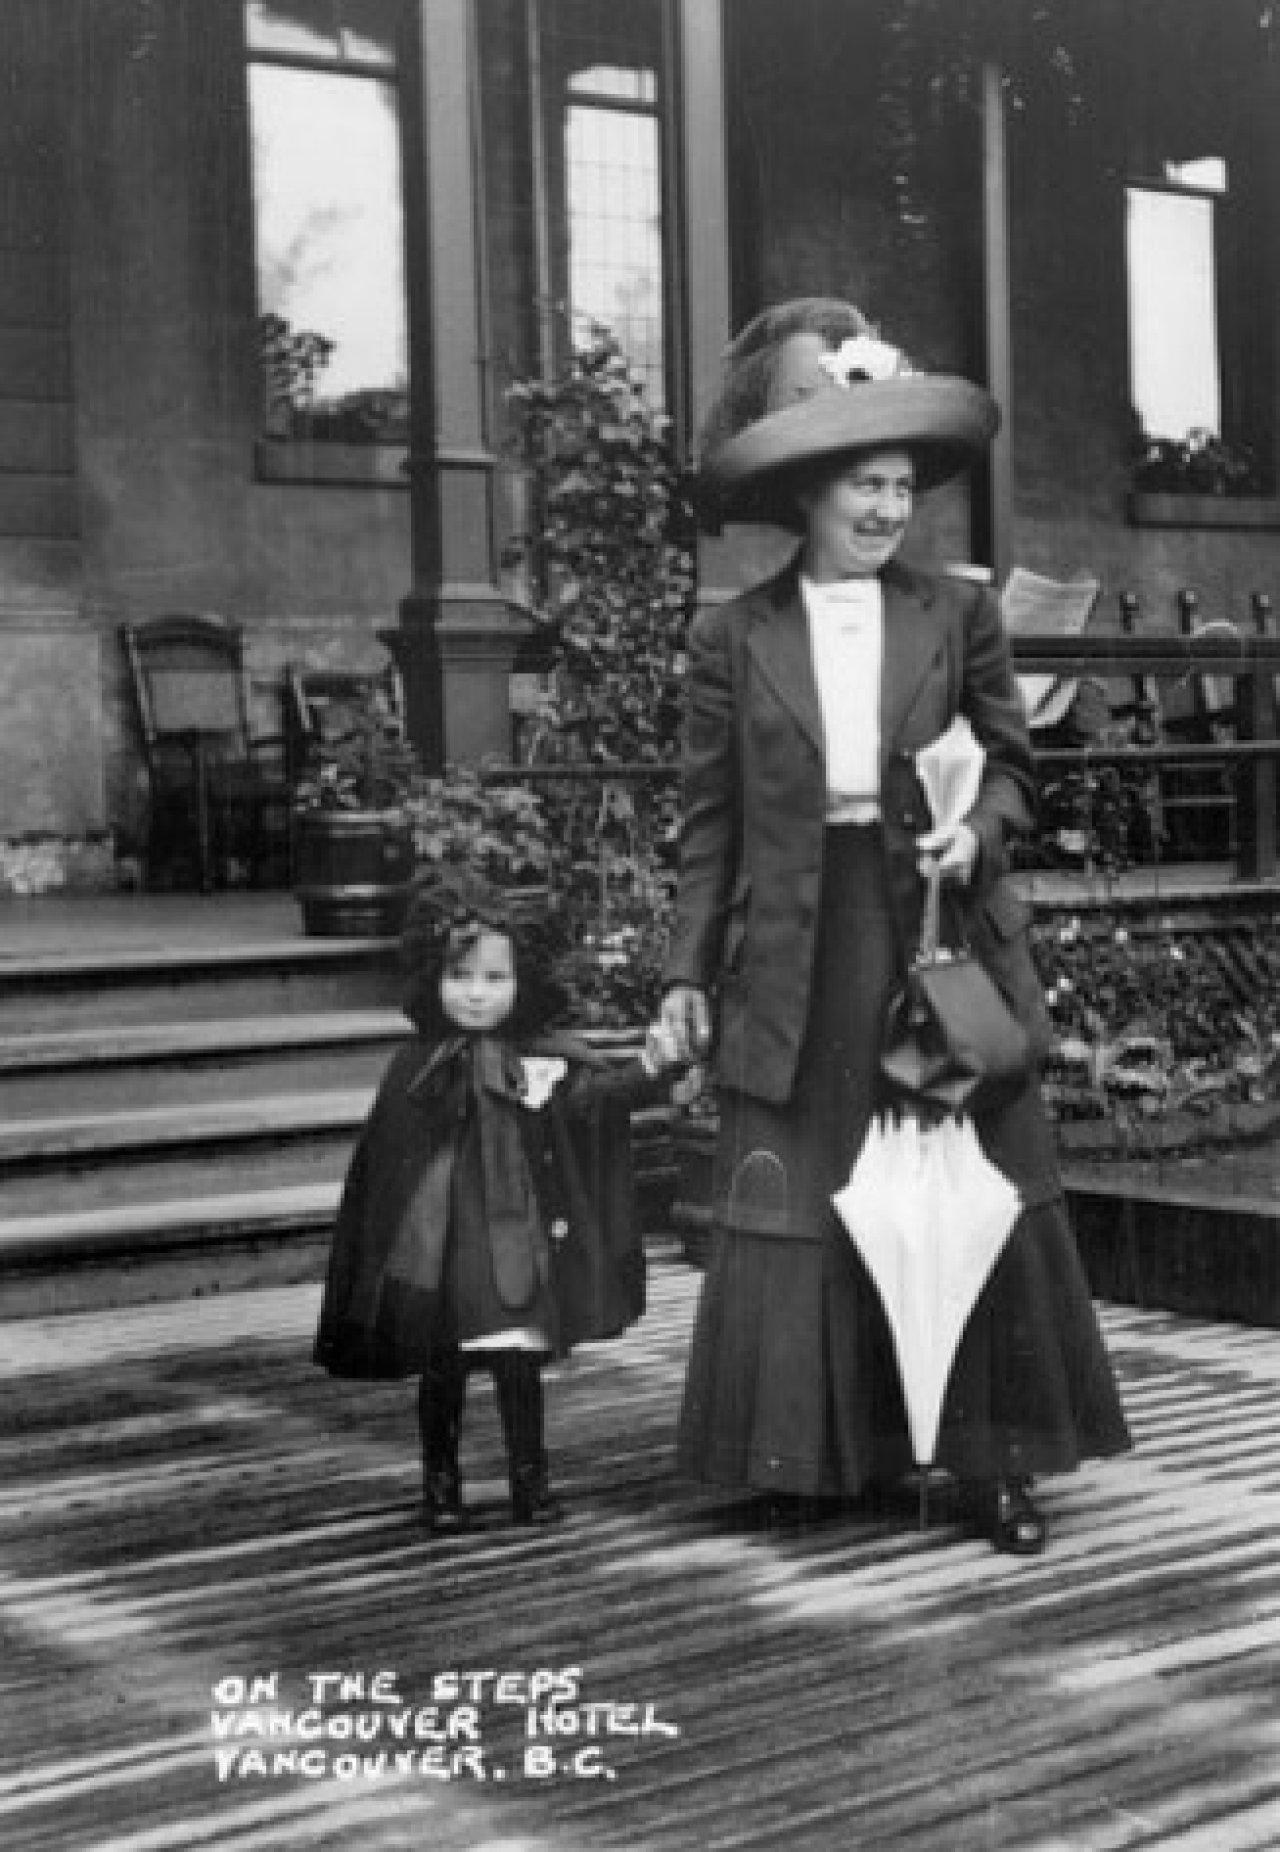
[[492, 1353, 564, 1525], [418, 1352, 468, 1532]]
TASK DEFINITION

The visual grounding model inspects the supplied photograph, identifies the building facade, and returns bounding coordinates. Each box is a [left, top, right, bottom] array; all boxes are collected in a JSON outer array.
[[0, 0, 1276, 878]]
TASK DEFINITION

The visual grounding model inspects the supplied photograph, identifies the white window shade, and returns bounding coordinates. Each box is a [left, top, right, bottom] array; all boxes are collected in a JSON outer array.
[[1126, 185, 1221, 439]]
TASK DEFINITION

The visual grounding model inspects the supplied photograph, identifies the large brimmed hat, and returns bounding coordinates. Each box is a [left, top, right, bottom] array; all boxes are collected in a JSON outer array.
[[699, 297, 999, 527]]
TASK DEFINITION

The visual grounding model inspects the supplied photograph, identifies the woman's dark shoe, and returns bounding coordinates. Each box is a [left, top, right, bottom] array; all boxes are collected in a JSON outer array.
[[968, 1477, 1046, 1556]]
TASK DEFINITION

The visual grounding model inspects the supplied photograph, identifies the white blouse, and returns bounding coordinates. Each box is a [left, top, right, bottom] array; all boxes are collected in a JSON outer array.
[[801, 574, 883, 823]]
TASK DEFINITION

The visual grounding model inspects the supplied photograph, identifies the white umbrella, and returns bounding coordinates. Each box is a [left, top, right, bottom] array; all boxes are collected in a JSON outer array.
[[833, 1112, 1021, 1521]]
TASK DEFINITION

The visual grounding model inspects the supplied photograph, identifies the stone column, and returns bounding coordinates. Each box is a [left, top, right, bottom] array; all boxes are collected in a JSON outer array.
[[672, 0, 739, 604], [387, 0, 526, 771], [979, 58, 1013, 584]]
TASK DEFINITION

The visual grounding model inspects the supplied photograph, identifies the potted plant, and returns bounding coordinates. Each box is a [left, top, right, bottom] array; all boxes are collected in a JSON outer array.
[[292, 683, 420, 937], [1131, 427, 1266, 498]]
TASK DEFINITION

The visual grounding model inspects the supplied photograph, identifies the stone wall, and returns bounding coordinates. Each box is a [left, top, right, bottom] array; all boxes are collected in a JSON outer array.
[[717, 0, 1280, 625], [1005, 10, 1280, 624], [2, 0, 1278, 859], [65, 0, 412, 854]]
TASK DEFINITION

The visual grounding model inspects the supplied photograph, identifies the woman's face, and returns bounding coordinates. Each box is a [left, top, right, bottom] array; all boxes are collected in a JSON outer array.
[[439, 927, 517, 1033], [796, 446, 915, 580]]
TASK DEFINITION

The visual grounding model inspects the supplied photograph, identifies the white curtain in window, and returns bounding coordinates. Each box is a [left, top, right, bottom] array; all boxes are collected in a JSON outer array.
[[250, 64, 406, 399], [1126, 185, 1220, 439]]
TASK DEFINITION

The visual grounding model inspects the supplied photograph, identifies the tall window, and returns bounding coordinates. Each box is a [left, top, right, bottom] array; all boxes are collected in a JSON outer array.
[[1123, 6, 1275, 502], [537, 0, 669, 408], [1126, 161, 1226, 444], [245, 1, 408, 446]]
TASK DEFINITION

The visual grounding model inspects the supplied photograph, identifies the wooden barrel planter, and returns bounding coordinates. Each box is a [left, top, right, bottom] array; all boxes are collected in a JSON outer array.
[[293, 808, 415, 938]]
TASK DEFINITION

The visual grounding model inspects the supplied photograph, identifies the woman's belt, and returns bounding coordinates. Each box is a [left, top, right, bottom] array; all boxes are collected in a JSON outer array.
[[825, 798, 881, 825]]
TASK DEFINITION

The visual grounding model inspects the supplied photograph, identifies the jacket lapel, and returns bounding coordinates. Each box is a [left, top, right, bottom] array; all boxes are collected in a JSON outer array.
[[744, 570, 823, 754], [743, 561, 947, 765], [878, 563, 945, 765]]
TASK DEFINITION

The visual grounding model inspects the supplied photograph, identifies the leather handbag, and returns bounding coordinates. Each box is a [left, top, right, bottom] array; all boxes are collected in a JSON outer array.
[[881, 866, 1031, 1114]]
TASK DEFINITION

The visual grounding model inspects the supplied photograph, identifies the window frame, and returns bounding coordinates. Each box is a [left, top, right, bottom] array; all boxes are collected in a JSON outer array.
[[527, 0, 679, 423], [1125, 38, 1280, 532], [1125, 175, 1224, 446], [244, 4, 410, 489]]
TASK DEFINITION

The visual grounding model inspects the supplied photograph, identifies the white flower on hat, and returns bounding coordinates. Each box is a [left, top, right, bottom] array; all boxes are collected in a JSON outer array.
[[818, 334, 912, 388]]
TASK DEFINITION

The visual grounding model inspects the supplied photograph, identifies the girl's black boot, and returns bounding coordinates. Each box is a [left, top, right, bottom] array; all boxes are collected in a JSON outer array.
[[418, 1354, 468, 1533], [493, 1355, 564, 1526]]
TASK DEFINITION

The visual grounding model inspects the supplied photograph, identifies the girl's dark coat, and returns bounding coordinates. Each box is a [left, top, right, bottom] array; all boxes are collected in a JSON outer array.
[[314, 1033, 656, 1379]]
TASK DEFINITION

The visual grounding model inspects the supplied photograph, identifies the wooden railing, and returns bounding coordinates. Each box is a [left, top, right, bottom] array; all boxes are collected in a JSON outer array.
[[482, 589, 1280, 890], [1011, 590, 1280, 881]]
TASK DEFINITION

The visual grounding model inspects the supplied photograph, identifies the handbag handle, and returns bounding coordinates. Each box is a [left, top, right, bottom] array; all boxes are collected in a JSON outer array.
[[917, 864, 981, 970], [917, 863, 945, 967]]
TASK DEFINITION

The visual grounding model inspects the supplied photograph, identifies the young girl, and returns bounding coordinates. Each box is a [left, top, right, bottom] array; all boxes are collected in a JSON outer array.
[[314, 869, 681, 1531]]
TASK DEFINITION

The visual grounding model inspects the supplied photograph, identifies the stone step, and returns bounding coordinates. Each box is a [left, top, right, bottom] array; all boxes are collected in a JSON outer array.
[[0, 1088, 677, 1215], [0, 1087, 371, 1216], [0, 1111, 679, 1319], [0, 1183, 341, 1319], [0, 1179, 339, 1264], [0, 1107, 679, 1313], [0, 916, 680, 1314], [0, 905, 404, 1294], [0, 1008, 406, 1115], [0, 936, 402, 1031]]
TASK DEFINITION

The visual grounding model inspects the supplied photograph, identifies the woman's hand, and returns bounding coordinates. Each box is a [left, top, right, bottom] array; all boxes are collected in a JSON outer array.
[[641, 1021, 707, 1106], [660, 984, 712, 1064], [641, 1020, 684, 1077], [916, 819, 979, 884]]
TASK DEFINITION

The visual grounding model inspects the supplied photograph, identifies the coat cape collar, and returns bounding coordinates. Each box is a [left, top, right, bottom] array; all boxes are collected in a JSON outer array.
[[401, 1029, 606, 1108], [404, 1033, 526, 1104]]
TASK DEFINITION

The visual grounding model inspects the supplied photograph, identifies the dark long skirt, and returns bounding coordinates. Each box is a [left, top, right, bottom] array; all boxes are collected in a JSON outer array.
[[676, 826, 1131, 1498]]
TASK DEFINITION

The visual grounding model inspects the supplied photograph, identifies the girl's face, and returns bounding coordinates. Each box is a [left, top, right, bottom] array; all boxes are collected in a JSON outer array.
[[796, 446, 915, 581], [439, 927, 517, 1033]]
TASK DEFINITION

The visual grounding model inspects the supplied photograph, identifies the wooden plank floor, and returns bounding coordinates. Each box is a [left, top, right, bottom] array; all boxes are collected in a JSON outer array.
[[1, 1260, 1278, 1852]]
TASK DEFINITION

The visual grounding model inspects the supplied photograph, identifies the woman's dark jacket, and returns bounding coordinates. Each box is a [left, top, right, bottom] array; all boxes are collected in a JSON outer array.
[[314, 1032, 659, 1378], [662, 557, 1062, 1216]]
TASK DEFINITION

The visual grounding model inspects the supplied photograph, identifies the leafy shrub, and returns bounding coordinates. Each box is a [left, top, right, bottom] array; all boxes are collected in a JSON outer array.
[[501, 322, 696, 1023], [293, 692, 418, 814], [258, 312, 335, 434], [407, 764, 554, 889], [1016, 761, 1162, 874], [1035, 912, 1280, 1126], [1132, 428, 1267, 498]]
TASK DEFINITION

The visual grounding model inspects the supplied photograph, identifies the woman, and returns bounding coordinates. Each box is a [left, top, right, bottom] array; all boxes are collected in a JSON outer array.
[[660, 298, 1130, 1555]]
